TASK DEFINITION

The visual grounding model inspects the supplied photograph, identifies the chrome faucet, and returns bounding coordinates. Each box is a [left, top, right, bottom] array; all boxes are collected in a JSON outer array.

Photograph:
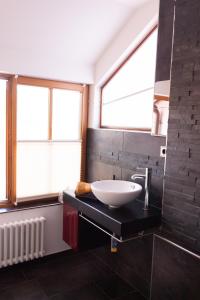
[[131, 168, 151, 210]]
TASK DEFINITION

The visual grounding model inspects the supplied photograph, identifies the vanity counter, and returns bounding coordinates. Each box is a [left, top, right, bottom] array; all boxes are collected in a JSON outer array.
[[63, 190, 161, 239]]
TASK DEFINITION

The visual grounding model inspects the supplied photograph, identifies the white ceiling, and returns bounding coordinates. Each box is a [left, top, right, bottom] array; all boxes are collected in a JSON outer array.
[[0, 0, 152, 82]]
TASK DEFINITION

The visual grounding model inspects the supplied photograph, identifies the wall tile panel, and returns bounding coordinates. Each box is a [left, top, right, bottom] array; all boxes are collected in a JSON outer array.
[[165, 0, 200, 254], [86, 128, 165, 209], [151, 236, 200, 300]]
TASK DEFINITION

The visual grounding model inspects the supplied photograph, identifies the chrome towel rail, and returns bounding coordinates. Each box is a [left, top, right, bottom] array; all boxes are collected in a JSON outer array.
[[79, 212, 148, 243]]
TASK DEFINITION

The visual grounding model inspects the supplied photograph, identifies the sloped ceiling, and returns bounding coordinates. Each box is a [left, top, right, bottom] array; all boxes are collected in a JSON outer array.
[[0, 0, 152, 83]]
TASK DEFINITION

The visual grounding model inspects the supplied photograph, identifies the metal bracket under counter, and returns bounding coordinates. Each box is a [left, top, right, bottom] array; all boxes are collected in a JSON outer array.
[[79, 212, 149, 243]]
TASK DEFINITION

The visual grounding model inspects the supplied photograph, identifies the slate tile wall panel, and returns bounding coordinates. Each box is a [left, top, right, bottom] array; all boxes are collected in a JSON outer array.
[[151, 235, 200, 300], [155, 0, 175, 82], [163, 0, 200, 253], [86, 129, 163, 298], [92, 234, 153, 299], [86, 128, 166, 209]]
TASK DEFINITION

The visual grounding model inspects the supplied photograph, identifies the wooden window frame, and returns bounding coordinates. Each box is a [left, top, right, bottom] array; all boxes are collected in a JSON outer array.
[[0, 75, 17, 207], [100, 25, 158, 131], [0, 75, 88, 207]]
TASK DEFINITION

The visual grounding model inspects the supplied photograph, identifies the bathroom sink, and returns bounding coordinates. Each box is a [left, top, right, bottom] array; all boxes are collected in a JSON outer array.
[[91, 180, 142, 208]]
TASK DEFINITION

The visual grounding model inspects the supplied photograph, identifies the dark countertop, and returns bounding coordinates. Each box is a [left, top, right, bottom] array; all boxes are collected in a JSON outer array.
[[63, 190, 161, 239]]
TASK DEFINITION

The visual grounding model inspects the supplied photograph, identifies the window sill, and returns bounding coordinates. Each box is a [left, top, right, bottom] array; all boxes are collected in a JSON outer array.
[[97, 127, 151, 134], [0, 197, 62, 214], [100, 126, 151, 131]]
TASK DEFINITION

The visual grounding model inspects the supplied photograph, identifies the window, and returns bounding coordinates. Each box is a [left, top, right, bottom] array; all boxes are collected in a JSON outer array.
[[101, 27, 158, 130], [0, 76, 88, 205]]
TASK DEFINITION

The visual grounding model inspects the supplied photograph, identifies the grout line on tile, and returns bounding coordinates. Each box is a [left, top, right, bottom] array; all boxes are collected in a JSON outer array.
[[149, 234, 156, 300], [154, 234, 200, 260]]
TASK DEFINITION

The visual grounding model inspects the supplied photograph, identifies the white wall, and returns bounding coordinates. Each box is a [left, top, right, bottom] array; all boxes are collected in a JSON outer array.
[[0, 204, 69, 256], [88, 0, 159, 128]]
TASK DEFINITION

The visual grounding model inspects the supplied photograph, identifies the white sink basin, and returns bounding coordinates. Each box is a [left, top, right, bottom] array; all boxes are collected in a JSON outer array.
[[91, 180, 142, 208]]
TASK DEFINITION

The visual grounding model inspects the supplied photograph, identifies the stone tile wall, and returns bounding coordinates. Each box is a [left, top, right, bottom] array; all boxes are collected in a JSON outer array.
[[163, 0, 200, 253], [86, 128, 166, 209], [151, 235, 200, 300], [155, 0, 175, 81]]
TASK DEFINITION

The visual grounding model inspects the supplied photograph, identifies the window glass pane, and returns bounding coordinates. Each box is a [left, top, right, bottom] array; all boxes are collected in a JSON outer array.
[[102, 89, 154, 129], [52, 89, 82, 140], [17, 85, 49, 140], [0, 80, 7, 200], [17, 141, 81, 198], [101, 29, 157, 129], [102, 29, 158, 103]]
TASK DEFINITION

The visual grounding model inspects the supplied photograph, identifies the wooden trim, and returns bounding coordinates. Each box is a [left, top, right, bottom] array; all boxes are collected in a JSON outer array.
[[7, 76, 17, 204], [7, 78, 11, 202], [6, 80, 9, 200], [0, 200, 13, 208], [17, 76, 84, 92], [0, 73, 12, 80], [16, 195, 59, 206], [154, 94, 169, 101], [80, 85, 89, 181], [11, 76, 17, 204], [100, 25, 158, 130], [48, 89, 53, 140], [0, 75, 14, 203], [100, 87, 103, 128], [101, 25, 158, 90]]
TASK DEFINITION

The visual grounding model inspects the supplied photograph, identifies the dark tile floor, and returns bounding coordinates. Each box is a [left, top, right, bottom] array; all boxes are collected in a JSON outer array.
[[0, 249, 146, 300]]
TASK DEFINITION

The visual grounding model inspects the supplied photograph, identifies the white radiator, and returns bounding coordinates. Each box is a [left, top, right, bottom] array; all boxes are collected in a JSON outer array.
[[0, 217, 46, 268]]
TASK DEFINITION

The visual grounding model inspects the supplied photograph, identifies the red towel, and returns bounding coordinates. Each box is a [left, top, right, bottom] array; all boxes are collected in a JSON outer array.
[[63, 203, 78, 251]]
